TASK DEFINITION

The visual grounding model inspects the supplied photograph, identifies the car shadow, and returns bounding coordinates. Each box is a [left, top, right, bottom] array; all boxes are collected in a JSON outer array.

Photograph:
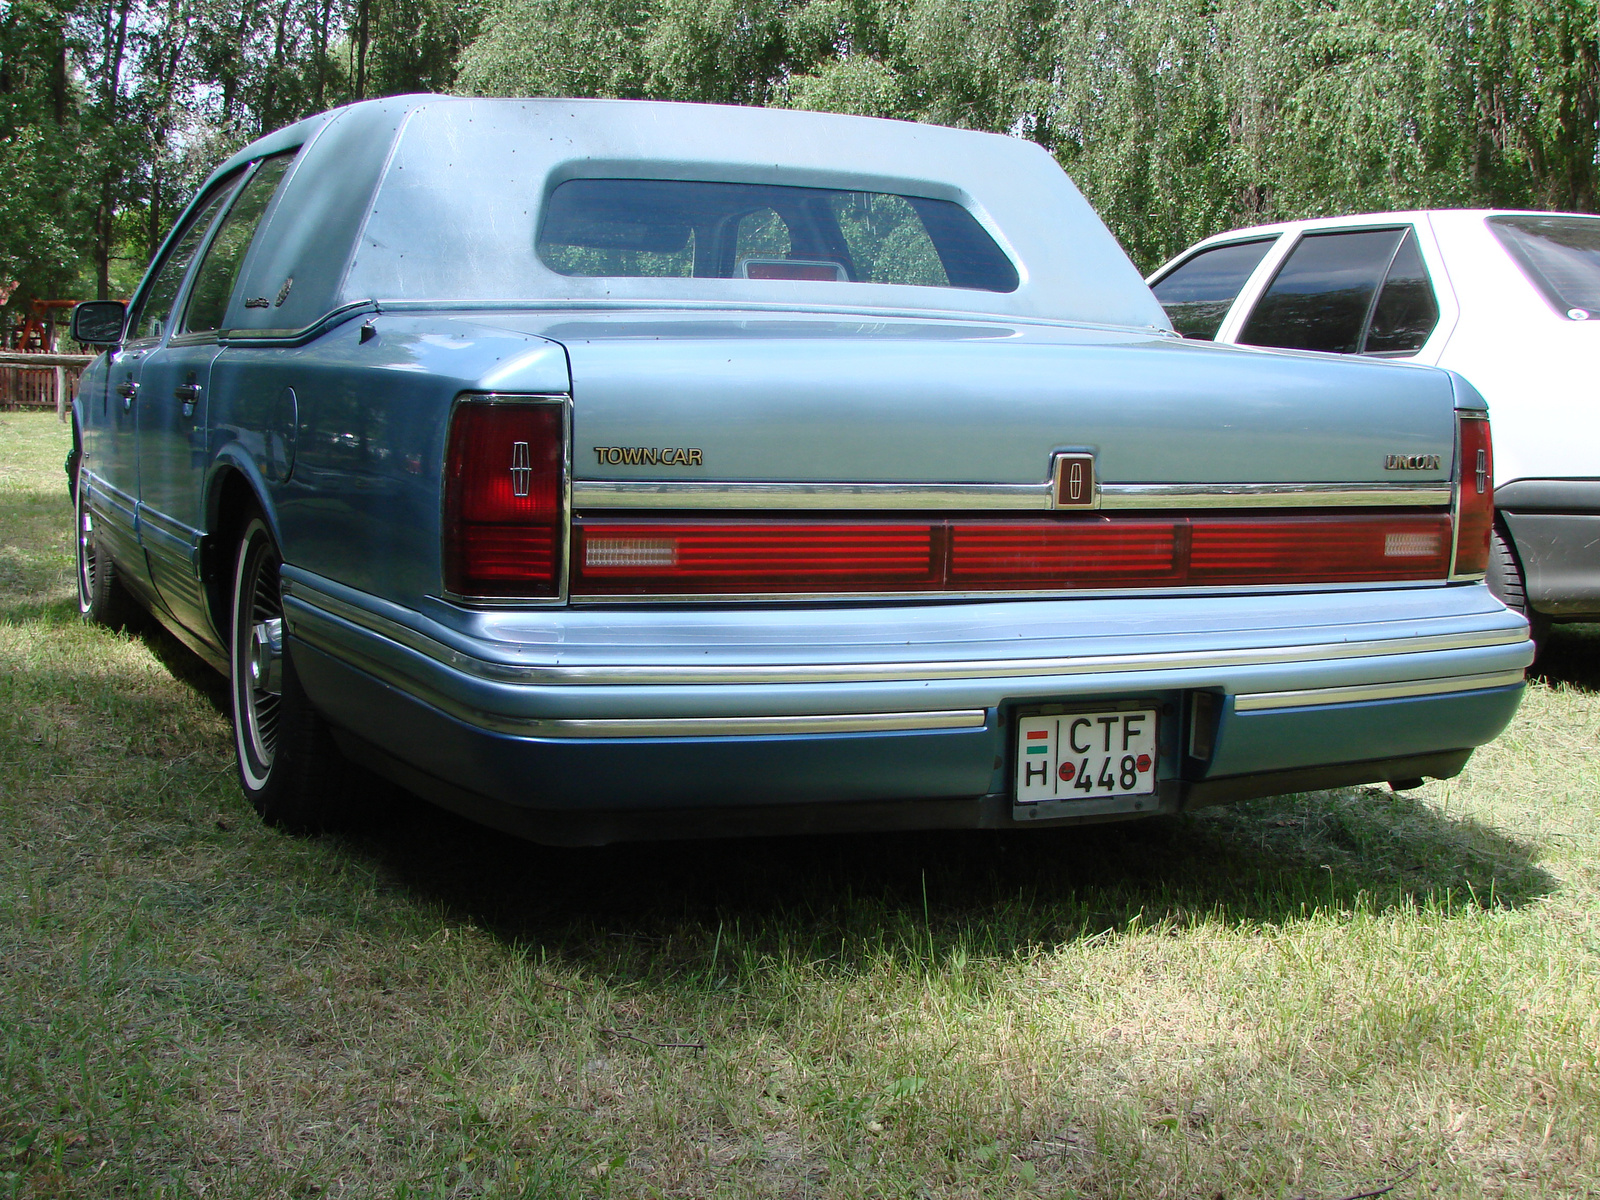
[[1532, 623, 1600, 692], [106, 591, 1563, 978], [132, 613, 233, 715], [336, 774, 1557, 983]]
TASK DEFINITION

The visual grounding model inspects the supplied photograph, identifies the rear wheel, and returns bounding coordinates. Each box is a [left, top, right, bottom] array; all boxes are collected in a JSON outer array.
[[230, 511, 353, 832], [1486, 523, 1547, 653], [75, 479, 136, 629]]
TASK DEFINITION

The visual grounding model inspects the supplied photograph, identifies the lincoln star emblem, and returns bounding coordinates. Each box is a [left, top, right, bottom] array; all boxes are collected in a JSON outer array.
[[1052, 451, 1098, 508], [510, 441, 532, 496], [1385, 454, 1442, 471]]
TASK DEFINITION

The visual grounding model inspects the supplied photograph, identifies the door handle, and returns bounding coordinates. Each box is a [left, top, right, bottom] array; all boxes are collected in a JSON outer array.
[[174, 379, 201, 418], [116, 379, 138, 410]]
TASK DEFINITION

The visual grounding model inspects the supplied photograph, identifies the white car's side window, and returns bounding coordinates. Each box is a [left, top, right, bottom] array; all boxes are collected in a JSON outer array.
[[1364, 230, 1440, 354], [1150, 238, 1276, 339], [1239, 227, 1439, 356]]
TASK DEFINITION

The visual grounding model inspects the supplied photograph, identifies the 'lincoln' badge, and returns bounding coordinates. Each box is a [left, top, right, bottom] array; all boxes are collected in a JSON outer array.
[[1053, 451, 1098, 508], [1385, 454, 1442, 471]]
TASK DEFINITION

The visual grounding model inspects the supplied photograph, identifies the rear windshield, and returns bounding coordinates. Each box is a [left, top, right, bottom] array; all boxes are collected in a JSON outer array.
[[537, 179, 1019, 293], [1489, 215, 1600, 317]]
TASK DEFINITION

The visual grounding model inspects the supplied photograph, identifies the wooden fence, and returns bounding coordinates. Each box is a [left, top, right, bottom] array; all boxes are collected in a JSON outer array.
[[0, 351, 96, 420]]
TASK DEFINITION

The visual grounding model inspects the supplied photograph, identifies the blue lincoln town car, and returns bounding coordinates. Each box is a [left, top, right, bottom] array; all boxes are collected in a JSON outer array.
[[68, 96, 1532, 844]]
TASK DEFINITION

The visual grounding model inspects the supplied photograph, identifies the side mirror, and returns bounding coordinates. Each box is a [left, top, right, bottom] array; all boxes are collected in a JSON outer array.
[[71, 300, 127, 348]]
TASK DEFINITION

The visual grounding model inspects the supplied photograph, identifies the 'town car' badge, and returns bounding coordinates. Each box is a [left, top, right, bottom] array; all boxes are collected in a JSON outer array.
[[594, 446, 704, 466]]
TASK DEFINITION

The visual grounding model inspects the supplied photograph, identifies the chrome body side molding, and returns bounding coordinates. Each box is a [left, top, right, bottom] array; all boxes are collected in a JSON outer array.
[[1232, 669, 1527, 711], [570, 479, 1453, 511], [522, 710, 987, 738]]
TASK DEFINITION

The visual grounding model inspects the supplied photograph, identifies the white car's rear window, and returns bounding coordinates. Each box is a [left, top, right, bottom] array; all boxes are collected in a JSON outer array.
[[1489, 215, 1600, 318]]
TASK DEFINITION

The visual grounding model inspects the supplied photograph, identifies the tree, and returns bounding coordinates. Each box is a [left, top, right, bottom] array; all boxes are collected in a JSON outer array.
[[457, 0, 1598, 272], [0, 0, 86, 303]]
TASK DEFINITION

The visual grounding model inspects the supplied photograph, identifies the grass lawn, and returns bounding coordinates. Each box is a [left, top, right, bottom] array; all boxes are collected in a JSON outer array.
[[1, 409, 1597, 1199]]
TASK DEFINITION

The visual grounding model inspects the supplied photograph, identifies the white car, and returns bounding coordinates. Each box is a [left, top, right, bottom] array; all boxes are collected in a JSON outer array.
[[1149, 210, 1600, 644]]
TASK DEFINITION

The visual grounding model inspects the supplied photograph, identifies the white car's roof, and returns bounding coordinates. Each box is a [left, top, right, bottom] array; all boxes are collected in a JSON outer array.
[[1172, 209, 1599, 252]]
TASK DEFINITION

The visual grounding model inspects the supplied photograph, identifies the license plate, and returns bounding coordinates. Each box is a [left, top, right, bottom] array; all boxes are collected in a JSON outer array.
[[1015, 708, 1158, 803]]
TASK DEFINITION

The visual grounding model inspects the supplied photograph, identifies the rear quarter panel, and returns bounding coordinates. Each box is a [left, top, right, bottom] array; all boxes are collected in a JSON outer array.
[[209, 316, 570, 610], [1428, 211, 1600, 487]]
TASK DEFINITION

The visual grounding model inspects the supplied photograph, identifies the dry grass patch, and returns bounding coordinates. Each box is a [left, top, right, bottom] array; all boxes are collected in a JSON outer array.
[[2, 412, 1597, 1199]]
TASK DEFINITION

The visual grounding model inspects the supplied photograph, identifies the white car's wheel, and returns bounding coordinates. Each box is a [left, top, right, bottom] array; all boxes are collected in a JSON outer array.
[[1486, 524, 1547, 653], [229, 511, 351, 830]]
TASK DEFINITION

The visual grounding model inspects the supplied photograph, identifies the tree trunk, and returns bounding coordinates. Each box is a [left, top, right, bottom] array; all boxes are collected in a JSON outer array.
[[96, 185, 114, 300], [356, 0, 371, 99]]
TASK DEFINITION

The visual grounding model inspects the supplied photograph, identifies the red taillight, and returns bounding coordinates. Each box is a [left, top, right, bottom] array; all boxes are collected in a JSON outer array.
[[573, 513, 1453, 595], [443, 398, 565, 597], [949, 520, 1180, 583], [576, 522, 935, 593], [1188, 515, 1451, 583], [1452, 414, 1494, 576]]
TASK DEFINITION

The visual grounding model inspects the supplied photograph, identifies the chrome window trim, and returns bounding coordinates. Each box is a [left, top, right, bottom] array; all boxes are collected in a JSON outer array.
[[282, 577, 1528, 688], [570, 479, 1452, 511], [1233, 669, 1525, 711]]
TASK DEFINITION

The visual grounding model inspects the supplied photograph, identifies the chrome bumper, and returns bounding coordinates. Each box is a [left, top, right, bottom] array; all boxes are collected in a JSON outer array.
[[281, 568, 1533, 737]]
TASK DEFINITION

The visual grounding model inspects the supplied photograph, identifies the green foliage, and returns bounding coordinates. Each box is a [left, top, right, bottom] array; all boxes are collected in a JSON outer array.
[[1, 0, 481, 313], [1, 0, 1595, 303], [0, 118, 84, 299], [1283, 0, 1600, 215], [456, 0, 653, 96], [458, 0, 1598, 271], [0, 0, 86, 300], [781, 54, 909, 119]]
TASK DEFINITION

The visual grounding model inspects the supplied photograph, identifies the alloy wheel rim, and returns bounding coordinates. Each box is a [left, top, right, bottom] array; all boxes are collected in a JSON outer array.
[[239, 537, 284, 774], [76, 493, 97, 612]]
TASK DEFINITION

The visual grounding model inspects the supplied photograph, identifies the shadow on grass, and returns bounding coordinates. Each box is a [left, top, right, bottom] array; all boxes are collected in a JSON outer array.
[[334, 772, 1557, 982], [38, 566, 1557, 980], [132, 611, 232, 714], [1532, 622, 1600, 692]]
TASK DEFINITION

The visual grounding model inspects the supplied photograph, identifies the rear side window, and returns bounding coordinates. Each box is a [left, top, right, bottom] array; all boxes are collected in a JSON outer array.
[[126, 180, 241, 343], [1489, 215, 1600, 318], [1150, 238, 1275, 339], [182, 152, 296, 334], [1240, 227, 1437, 355], [537, 179, 1019, 293], [1364, 231, 1439, 354]]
